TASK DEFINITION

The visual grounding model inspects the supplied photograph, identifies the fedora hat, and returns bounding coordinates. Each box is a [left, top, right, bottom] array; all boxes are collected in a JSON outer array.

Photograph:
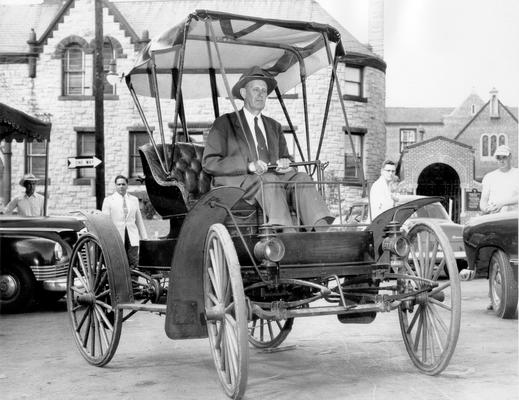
[[19, 173, 39, 186], [231, 66, 277, 100]]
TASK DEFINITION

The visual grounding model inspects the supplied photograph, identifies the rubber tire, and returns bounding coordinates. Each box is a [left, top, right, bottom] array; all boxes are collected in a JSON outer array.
[[489, 250, 518, 319], [0, 264, 36, 313]]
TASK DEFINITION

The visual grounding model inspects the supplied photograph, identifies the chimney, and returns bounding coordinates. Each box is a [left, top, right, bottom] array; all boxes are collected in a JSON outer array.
[[368, 0, 384, 58], [489, 88, 500, 118]]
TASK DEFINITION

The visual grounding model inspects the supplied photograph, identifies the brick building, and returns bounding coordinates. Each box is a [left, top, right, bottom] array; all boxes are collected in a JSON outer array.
[[0, 0, 387, 214], [386, 89, 518, 223]]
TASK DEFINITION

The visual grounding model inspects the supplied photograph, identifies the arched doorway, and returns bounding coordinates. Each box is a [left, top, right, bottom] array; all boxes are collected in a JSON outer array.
[[417, 163, 461, 223]]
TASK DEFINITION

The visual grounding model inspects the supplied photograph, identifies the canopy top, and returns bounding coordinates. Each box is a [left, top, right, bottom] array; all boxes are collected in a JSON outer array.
[[0, 103, 51, 143], [125, 10, 344, 99]]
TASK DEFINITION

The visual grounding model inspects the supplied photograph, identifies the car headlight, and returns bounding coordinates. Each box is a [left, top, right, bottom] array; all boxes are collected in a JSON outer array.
[[54, 242, 64, 262], [254, 238, 285, 262], [382, 236, 410, 258]]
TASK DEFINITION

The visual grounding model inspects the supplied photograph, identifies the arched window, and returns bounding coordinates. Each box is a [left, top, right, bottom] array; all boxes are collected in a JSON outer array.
[[481, 135, 489, 157], [498, 134, 506, 146], [490, 135, 497, 156], [63, 44, 90, 95], [481, 133, 508, 159]]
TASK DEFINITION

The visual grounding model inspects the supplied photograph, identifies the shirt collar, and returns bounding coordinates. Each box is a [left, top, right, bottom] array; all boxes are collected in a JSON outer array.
[[243, 107, 262, 126]]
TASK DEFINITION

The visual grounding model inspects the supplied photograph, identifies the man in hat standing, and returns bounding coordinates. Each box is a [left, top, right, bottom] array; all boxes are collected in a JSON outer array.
[[202, 66, 333, 231], [479, 145, 519, 214], [2, 173, 44, 216]]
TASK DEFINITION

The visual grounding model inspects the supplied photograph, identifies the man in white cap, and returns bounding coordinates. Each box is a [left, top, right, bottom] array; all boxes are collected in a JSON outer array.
[[2, 173, 44, 216], [479, 144, 519, 214], [202, 66, 333, 231]]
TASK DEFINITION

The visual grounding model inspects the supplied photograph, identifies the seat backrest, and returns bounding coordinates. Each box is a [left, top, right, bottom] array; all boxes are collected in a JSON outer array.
[[139, 142, 211, 217]]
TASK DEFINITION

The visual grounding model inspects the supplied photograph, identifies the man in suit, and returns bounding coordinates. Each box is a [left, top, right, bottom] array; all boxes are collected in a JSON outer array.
[[102, 175, 148, 268], [202, 66, 333, 231]]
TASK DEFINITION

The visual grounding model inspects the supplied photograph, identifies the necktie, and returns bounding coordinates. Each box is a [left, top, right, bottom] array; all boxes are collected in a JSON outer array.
[[254, 116, 269, 163], [123, 196, 128, 219]]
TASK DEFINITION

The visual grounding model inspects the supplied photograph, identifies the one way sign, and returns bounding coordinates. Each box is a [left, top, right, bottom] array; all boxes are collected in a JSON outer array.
[[67, 156, 102, 169]]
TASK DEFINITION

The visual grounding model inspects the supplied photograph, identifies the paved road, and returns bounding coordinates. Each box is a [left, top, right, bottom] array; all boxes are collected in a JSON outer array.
[[1, 279, 517, 400]]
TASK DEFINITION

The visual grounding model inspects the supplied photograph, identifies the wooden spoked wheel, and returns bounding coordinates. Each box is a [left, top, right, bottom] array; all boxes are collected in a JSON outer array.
[[398, 221, 461, 375], [66, 233, 123, 366], [248, 316, 294, 348], [203, 224, 248, 399]]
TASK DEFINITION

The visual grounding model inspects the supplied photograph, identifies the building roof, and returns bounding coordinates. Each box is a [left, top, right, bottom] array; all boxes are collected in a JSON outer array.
[[404, 135, 472, 151], [0, 0, 65, 55], [385, 107, 454, 124], [0, 0, 379, 63]]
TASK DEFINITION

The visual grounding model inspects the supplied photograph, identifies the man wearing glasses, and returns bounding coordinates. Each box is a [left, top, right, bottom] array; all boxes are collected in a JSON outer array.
[[480, 145, 519, 214], [370, 160, 399, 219]]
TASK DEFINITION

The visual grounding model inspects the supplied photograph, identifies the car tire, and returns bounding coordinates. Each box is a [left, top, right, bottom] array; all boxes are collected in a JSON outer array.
[[489, 250, 518, 319], [0, 264, 37, 313]]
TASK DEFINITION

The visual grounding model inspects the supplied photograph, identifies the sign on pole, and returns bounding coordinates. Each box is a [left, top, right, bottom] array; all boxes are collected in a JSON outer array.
[[67, 156, 102, 169]]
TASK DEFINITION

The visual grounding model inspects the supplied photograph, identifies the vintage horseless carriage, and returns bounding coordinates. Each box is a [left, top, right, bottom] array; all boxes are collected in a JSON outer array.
[[66, 11, 461, 399]]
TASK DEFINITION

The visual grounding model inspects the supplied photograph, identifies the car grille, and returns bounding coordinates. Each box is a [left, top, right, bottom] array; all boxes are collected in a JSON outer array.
[[31, 263, 68, 281]]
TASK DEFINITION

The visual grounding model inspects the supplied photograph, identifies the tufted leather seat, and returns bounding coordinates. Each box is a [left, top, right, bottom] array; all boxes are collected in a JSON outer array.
[[139, 142, 212, 218]]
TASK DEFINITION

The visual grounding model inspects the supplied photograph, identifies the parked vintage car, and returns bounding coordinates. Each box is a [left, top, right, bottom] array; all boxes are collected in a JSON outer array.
[[462, 211, 518, 319], [0, 215, 85, 313], [344, 196, 466, 269]]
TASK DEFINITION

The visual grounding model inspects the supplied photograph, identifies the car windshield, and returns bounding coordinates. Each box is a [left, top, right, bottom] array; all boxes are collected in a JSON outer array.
[[411, 202, 449, 220]]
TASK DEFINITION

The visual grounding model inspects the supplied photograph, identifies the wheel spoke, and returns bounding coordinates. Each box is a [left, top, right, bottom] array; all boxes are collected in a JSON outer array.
[[428, 296, 452, 311], [73, 267, 90, 292], [425, 306, 444, 354], [406, 305, 421, 333], [432, 257, 446, 281], [428, 301, 449, 334], [421, 308, 428, 362], [412, 306, 424, 352], [208, 265, 221, 299], [428, 241, 439, 279], [409, 244, 423, 279]]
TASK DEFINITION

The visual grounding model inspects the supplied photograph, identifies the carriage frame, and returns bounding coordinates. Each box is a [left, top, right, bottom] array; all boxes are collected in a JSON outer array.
[[66, 10, 461, 400]]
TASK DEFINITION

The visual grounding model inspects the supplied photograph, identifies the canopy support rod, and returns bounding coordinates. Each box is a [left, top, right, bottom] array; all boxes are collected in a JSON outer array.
[[209, 68, 220, 119], [275, 88, 308, 172], [205, 18, 256, 159], [313, 60, 334, 176], [127, 83, 168, 175], [170, 69, 190, 146], [169, 16, 192, 158], [150, 61, 169, 171], [324, 37, 366, 195], [300, 74, 311, 164]]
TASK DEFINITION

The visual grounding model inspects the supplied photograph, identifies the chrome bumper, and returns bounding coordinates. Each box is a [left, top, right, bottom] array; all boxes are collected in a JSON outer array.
[[42, 277, 67, 292]]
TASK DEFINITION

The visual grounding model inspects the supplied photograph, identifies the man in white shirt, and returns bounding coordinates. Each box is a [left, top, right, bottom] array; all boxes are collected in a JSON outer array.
[[480, 145, 519, 214], [2, 173, 44, 216], [102, 175, 148, 268], [370, 160, 399, 219]]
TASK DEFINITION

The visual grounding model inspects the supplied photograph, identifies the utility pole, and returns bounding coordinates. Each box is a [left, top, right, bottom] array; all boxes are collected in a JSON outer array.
[[94, 0, 105, 209]]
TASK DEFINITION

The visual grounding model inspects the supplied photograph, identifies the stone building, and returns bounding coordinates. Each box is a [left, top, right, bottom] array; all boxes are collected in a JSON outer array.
[[386, 89, 518, 223], [0, 0, 386, 214]]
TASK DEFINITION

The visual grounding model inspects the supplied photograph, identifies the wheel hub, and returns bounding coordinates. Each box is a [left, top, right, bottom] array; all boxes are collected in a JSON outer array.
[[75, 293, 97, 306], [0, 274, 18, 300]]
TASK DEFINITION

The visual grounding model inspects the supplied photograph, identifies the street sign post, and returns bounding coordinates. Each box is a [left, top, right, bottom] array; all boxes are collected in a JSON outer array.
[[67, 156, 102, 169]]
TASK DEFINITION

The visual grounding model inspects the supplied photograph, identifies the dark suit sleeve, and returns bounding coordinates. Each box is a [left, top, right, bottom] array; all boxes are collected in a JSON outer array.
[[202, 115, 249, 177]]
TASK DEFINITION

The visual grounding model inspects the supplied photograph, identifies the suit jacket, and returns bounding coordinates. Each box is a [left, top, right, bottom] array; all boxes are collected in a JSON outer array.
[[102, 193, 148, 246], [202, 109, 292, 188]]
